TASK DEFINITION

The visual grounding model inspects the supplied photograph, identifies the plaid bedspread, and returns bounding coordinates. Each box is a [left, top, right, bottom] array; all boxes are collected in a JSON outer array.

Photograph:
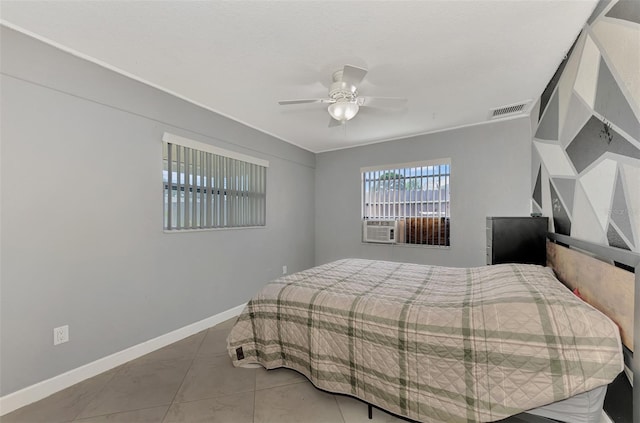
[[227, 259, 623, 422]]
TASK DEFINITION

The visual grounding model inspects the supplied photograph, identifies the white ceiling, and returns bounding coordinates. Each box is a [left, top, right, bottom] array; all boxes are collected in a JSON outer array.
[[0, 1, 597, 153]]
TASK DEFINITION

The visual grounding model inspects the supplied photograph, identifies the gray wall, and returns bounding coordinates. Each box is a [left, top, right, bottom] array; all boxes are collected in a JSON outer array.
[[0, 27, 315, 396], [315, 118, 533, 267]]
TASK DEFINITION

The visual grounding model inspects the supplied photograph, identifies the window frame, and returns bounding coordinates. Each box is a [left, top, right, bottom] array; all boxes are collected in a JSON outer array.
[[162, 132, 269, 232], [361, 158, 451, 247]]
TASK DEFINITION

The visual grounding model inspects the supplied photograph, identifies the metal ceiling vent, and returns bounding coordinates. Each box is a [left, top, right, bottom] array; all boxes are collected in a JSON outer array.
[[488, 101, 531, 120]]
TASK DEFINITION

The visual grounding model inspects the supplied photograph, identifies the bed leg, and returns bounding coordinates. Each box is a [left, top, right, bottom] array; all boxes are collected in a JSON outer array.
[[368, 403, 372, 419]]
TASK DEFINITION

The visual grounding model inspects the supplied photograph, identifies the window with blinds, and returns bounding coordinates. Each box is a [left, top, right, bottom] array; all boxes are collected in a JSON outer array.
[[162, 133, 268, 230], [362, 159, 450, 246]]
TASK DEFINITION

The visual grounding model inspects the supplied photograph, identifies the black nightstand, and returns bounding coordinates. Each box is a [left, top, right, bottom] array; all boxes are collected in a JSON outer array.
[[486, 217, 549, 265]]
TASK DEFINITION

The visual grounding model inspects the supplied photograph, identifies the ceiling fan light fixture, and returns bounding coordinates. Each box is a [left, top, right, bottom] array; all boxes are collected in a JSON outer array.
[[328, 100, 359, 122]]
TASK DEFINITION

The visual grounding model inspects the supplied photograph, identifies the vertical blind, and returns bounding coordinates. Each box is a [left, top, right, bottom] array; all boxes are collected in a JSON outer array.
[[362, 159, 451, 246], [162, 133, 268, 230]]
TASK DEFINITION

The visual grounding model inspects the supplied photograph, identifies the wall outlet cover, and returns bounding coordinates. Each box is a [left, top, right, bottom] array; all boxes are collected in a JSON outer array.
[[54, 325, 69, 345]]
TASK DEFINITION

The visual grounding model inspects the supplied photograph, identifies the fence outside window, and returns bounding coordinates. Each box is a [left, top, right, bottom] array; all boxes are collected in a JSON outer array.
[[362, 159, 451, 246]]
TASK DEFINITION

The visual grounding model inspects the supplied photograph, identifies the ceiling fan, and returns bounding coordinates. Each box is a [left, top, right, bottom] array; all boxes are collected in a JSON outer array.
[[278, 65, 407, 127]]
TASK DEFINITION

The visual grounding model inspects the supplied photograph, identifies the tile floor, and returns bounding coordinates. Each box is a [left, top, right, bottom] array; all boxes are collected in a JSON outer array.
[[1, 318, 550, 423]]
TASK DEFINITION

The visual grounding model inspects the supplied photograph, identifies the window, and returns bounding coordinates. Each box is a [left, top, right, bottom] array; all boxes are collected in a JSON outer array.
[[361, 159, 450, 246], [162, 133, 268, 230]]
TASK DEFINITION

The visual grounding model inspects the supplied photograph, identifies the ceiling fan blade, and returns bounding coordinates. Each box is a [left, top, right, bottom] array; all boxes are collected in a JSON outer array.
[[358, 96, 407, 108], [278, 98, 332, 105], [328, 117, 344, 128], [341, 65, 368, 87]]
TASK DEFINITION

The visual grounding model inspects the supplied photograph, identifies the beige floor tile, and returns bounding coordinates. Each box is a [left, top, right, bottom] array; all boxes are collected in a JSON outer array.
[[335, 395, 412, 423], [163, 392, 253, 423], [254, 379, 344, 423], [76, 359, 192, 419], [1, 368, 119, 423], [211, 317, 238, 332], [72, 406, 168, 422], [174, 355, 256, 403], [255, 366, 309, 390], [137, 331, 207, 363], [196, 328, 231, 357]]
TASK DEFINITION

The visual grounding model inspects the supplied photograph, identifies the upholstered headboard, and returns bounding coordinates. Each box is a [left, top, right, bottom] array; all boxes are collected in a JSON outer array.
[[547, 238, 635, 351], [545, 233, 640, 421]]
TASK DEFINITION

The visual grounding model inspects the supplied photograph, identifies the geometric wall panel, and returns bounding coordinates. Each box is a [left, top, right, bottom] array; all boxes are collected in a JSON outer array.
[[580, 158, 617, 231], [606, 0, 640, 24], [591, 20, 640, 111], [533, 0, 640, 253], [588, 0, 613, 24], [611, 169, 635, 247], [571, 181, 607, 245], [550, 182, 572, 235], [621, 163, 640, 249], [551, 177, 576, 214], [540, 164, 554, 225], [558, 36, 586, 136], [607, 224, 631, 250], [533, 166, 542, 208], [532, 201, 542, 215], [594, 58, 640, 140], [565, 115, 640, 173], [574, 35, 601, 108], [539, 35, 581, 122], [600, 122, 640, 163], [534, 141, 576, 176], [535, 89, 559, 140], [560, 93, 592, 148], [532, 144, 542, 188]]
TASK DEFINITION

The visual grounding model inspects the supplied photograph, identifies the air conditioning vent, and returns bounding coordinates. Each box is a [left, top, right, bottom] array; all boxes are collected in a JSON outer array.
[[363, 220, 397, 244], [488, 101, 531, 119]]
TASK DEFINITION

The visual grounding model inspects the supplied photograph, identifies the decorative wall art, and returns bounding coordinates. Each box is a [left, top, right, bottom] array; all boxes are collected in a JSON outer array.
[[533, 0, 640, 253]]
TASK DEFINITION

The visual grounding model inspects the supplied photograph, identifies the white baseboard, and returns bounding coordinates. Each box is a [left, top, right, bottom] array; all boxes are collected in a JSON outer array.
[[0, 303, 246, 416]]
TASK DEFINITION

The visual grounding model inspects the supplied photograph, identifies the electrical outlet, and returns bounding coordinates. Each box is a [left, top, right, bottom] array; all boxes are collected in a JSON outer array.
[[282, 265, 287, 275], [53, 325, 69, 346]]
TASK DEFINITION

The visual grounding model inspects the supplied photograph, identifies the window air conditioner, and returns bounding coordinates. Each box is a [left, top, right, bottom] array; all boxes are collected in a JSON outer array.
[[363, 220, 397, 244]]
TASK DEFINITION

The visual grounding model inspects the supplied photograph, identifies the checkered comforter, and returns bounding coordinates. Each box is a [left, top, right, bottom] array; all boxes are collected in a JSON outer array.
[[227, 259, 623, 422]]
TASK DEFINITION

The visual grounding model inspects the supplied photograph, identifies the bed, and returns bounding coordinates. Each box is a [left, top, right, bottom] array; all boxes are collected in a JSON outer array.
[[227, 235, 638, 422]]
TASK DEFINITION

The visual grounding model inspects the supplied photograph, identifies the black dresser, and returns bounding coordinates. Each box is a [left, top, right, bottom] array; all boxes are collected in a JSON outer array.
[[486, 217, 549, 265]]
